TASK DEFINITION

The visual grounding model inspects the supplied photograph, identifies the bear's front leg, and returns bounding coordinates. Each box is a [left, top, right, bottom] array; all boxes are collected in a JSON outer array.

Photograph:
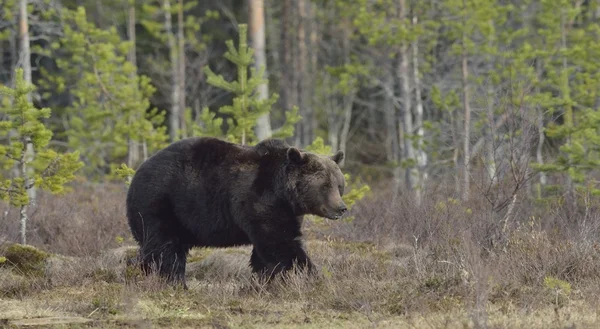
[[249, 238, 314, 281]]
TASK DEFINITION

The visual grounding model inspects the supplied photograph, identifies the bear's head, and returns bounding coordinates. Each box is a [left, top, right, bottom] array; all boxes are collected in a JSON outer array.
[[285, 147, 347, 220]]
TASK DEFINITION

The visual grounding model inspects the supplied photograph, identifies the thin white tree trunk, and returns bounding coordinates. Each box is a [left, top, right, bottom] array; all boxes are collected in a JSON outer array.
[[250, 0, 272, 140], [535, 59, 547, 187], [164, 0, 180, 142], [177, 0, 187, 138], [127, 0, 139, 168], [384, 71, 398, 163], [412, 15, 426, 204], [485, 20, 497, 186], [19, 140, 29, 245], [398, 0, 417, 192], [20, 0, 35, 207], [461, 3, 471, 201], [338, 93, 355, 167]]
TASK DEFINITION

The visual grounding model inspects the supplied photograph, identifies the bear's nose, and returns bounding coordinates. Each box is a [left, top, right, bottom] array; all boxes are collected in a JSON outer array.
[[338, 204, 348, 214]]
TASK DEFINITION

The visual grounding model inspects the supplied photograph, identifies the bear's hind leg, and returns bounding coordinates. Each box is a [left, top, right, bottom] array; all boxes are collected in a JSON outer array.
[[139, 238, 188, 289]]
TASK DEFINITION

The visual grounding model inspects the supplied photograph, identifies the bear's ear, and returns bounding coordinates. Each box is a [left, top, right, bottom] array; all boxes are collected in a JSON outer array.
[[287, 147, 306, 164], [331, 150, 344, 164]]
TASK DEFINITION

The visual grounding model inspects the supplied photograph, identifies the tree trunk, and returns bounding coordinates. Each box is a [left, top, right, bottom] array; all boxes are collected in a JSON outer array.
[[412, 14, 426, 205], [338, 93, 355, 168], [127, 0, 140, 168], [384, 70, 398, 163], [535, 58, 547, 188], [560, 9, 576, 213], [308, 1, 318, 144], [293, 0, 309, 146], [280, 0, 297, 142], [19, 141, 29, 245], [249, 0, 272, 141], [265, 0, 279, 82], [177, 0, 187, 138], [297, 0, 312, 146], [460, 2, 471, 201], [95, 0, 105, 27], [398, 0, 417, 193], [164, 0, 179, 142], [485, 20, 497, 186], [19, 0, 35, 207]]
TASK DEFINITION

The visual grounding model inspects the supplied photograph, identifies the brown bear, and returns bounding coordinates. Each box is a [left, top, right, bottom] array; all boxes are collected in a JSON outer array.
[[126, 137, 347, 287]]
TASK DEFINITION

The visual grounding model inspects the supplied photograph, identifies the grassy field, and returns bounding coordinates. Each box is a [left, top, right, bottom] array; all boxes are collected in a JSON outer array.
[[2, 183, 600, 328]]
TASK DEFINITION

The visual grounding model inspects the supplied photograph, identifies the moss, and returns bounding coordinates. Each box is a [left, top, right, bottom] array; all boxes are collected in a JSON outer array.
[[2, 244, 50, 277], [124, 264, 143, 284]]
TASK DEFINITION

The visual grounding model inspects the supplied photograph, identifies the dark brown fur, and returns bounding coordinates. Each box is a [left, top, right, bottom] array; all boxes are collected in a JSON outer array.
[[126, 137, 346, 287]]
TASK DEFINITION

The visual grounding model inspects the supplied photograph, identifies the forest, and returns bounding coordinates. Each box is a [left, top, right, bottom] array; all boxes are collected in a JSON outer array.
[[1, 0, 600, 328]]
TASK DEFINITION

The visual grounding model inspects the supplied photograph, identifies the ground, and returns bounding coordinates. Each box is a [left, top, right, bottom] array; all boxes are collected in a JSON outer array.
[[2, 184, 600, 328], [1, 240, 600, 329]]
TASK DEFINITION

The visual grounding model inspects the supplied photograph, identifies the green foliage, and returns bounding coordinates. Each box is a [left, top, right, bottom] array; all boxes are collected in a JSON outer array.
[[0, 69, 83, 207], [194, 24, 300, 145], [141, 1, 218, 53], [528, 0, 600, 196], [0, 0, 16, 41], [271, 106, 301, 140], [44, 7, 168, 178], [543, 276, 572, 307], [111, 163, 136, 186]]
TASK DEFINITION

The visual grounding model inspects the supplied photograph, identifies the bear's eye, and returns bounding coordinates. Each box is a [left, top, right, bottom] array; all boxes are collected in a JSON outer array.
[[339, 185, 344, 195]]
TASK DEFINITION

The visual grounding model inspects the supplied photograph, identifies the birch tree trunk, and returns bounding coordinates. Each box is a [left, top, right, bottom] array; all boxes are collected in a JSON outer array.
[[535, 57, 547, 188], [338, 93, 355, 168], [297, 0, 315, 146], [461, 1, 472, 201], [384, 70, 398, 163], [295, 0, 310, 146], [250, 0, 272, 141], [177, 0, 187, 138], [19, 141, 29, 245], [127, 0, 140, 167], [164, 0, 180, 142], [412, 15, 426, 204], [398, 0, 417, 193], [19, 0, 35, 208]]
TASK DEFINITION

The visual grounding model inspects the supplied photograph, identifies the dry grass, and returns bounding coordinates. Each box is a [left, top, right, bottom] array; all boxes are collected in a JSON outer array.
[[2, 182, 600, 328]]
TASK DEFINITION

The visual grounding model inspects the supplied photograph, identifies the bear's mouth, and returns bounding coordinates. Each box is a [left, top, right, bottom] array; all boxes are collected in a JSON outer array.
[[322, 209, 345, 220]]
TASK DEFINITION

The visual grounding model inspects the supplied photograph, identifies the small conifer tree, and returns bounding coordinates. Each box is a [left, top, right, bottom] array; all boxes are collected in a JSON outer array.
[[195, 24, 300, 145], [0, 69, 84, 245]]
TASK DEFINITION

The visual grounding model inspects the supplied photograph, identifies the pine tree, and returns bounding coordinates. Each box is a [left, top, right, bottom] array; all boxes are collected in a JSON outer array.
[[533, 0, 600, 200], [43, 7, 168, 178], [197, 24, 300, 145], [0, 68, 83, 245]]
